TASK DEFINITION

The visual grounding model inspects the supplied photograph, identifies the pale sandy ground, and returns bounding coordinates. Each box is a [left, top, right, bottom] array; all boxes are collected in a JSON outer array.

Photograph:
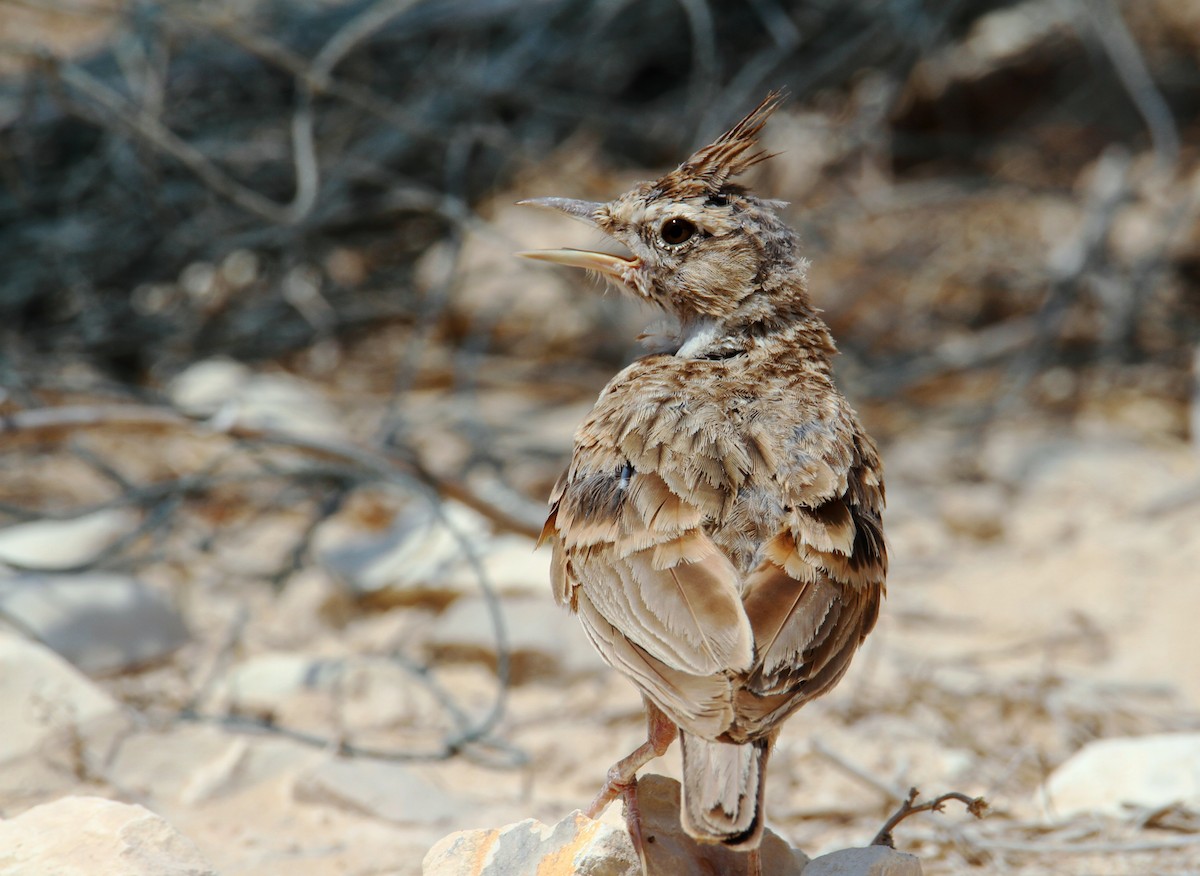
[[8, 403, 1198, 875], [199, 419, 1200, 876]]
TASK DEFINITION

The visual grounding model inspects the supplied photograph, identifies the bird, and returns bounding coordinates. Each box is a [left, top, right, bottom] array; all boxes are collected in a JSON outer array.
[[517, 92, 887, 874]]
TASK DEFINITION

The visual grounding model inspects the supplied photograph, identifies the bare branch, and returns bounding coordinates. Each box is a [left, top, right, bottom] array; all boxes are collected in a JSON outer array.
[[1079, 0, 1180, 172], [871, 787, 989, 849]]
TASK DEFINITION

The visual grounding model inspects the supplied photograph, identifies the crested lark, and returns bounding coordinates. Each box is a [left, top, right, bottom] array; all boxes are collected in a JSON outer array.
[[519, 93, 887, 870]]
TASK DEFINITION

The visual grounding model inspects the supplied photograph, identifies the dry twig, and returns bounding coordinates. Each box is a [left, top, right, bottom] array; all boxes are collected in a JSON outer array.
[[871, 787, 989, 849]]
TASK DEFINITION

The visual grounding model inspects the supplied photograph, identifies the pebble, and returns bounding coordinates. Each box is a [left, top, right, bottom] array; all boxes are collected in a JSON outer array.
[[0, 508, 137, 571]]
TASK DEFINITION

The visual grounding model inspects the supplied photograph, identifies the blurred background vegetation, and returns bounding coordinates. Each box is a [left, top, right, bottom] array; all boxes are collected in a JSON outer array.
[[1, 0, 1196, 433]]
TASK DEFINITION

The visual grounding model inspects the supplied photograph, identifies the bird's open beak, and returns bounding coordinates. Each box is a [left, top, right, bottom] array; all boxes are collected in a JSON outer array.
[[515, 197, 603, 226], [516, 197, 640, 285], [515, 248, 638, 284]]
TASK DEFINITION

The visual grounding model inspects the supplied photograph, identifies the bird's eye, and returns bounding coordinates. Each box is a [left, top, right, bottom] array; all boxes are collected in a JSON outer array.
[[660, 217, 697, 246]]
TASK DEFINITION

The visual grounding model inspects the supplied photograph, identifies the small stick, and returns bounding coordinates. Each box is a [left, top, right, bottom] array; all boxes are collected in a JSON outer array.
[[871, 787, 988, 849]]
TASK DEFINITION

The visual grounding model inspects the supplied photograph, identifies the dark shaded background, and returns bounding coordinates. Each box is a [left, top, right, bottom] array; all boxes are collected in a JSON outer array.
[[3, 0, 1195, 409]]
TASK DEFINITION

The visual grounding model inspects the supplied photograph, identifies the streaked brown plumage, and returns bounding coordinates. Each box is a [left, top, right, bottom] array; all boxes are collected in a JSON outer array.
[[519, 93, 886, 868]]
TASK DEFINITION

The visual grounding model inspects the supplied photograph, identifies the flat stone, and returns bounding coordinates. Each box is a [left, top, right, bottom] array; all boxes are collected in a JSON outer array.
[[107, 724, 322, 806], [294, 757, 460, 826], [320, 501, 552, 609], [0, 572, 189, 674], [421, 774, 807, 876], [208, 652, 448, 734], [213, 653, 343, 713], [0, 796, 216, 876], [169, 358, 346, 441], [442, 534, 551, 599], [319, 502, 490, 609], [803, 845, 923, 875], [1042, 733, 1200, 818], [0, 633, 132, 782], [0, 508, 137, 571], [424, 595, 605, 683]]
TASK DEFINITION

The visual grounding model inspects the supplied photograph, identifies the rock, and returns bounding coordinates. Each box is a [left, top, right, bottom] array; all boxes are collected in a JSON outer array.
[[0, 572, 188, 674], [207, 652, 448, 733], [107, 724, 322, 806], [1041, 733, 1200, 818], [319, 501, 551, 608], [424, 595, 605, 683], [422, 774, 808, 876], [448, 533, 550, 598], [168, 358, 346, 441], [213, 653, 343, 715], [294, 757, 459, 826], [423, 812, 638, 876], [318, 501, 491, 609], [0, 508, 137, 571], [803, 845, 923, 876], [0, 796, 217, 876], [0, 633, 132, 789], [636, 774, 808, 875]]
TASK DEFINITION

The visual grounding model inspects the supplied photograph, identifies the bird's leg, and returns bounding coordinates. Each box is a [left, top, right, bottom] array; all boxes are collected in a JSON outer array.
[[747, 847, 762, 876], [585, 700, 677, 860]]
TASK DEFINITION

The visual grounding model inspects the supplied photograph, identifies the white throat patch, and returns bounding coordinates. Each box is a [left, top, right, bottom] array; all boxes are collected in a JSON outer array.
[[675, 320, 723, 358]]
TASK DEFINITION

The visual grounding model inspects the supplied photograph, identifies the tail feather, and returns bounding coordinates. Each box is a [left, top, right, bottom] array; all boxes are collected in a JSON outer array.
[[679, 732, 770, 849]]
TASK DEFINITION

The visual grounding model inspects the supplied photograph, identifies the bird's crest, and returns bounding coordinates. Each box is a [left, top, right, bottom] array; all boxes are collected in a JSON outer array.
[[653, 90, 785, 200]]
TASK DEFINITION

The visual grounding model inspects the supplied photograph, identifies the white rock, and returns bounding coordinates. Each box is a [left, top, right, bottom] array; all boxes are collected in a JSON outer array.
[[295, 758, 459, 826], [319, 501, 492, 606], [0, 796, 217, 876], [168, 358, 248, 414], [446, 533, 550, 598], [214, 652, 342, 713], [804, 846, 923, 876], [423, 812, 638, 876], [0, 633, 131, 779], [208, 652, 448, 734], [424, 595, 605, 682], [1042, 733, 1200, 818], [0, 572, 188, 674], [108, 724, 322, 806], [422, 774, 807, 876], [0, 508, 137, 571], [168, 358, 346, 440], [320, 500, 554, 608]]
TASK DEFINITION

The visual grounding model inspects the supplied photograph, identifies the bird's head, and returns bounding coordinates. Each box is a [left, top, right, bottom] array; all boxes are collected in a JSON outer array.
[[519, 92, 813, 354]]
